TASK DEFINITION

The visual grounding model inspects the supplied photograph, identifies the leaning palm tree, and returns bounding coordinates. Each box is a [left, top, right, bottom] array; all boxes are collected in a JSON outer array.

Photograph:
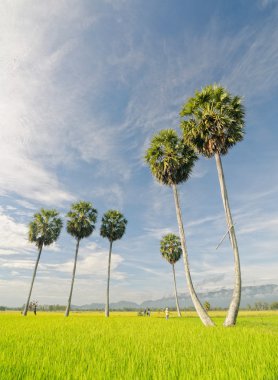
[[65, 201, 97, 317], [145, 129, 214, 326], [23, 209, 63, 316], [160, 233, 182, 317], [100, 210, 127, 317], [180, 84, 245, 326]]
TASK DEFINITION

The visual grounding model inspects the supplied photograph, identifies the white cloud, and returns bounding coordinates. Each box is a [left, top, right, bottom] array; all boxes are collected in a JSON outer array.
[[144, 227, 177, 240], [15, 200, 37, 210], [1, 240, 125, 279], [258, 0, 278, 8], [48, 251, 125, 280], [222, 9, 278, 99], [0, 1, 131, 206], [0, 210, 29, 254]]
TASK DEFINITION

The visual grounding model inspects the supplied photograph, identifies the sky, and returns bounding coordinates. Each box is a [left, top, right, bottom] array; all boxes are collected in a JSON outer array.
[[1, 0, 278, 307]]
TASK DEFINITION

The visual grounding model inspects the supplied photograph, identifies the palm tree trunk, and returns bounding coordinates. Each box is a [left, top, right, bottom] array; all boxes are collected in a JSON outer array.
[[23, 245, 43, 316], [172, 184, 214, 326], [172, 264, 181, 317], [65, 239, 80, 317], [105, 241, 113, 317], [215, 152, 241, 326]]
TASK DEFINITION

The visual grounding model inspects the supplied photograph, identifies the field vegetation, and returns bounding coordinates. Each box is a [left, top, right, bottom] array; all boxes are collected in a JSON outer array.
[[0, 311, 277, 379]]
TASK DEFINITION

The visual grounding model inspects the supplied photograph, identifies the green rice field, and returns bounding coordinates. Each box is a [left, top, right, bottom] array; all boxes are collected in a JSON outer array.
[[0, 311, 277, 379]]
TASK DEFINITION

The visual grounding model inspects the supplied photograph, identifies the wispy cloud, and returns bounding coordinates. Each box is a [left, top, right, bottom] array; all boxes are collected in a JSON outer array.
[[258, 0, 278, 9], [0, 208, 29, 255]]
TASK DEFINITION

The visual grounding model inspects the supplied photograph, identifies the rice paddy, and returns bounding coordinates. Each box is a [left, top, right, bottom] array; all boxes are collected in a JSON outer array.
[[0, 311, 277, 379]]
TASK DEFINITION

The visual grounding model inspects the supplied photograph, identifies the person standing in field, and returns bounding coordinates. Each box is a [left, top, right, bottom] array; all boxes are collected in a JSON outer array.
[[165, 307, 169, 320]]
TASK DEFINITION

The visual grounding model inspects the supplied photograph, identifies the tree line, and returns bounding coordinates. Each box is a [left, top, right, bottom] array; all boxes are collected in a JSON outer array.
[[247, 302, 278, 311], [23, 202, 127, 317]]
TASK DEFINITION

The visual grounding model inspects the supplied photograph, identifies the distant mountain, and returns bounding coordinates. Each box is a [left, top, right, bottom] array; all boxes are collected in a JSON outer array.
[[73, 284, 278, 310]]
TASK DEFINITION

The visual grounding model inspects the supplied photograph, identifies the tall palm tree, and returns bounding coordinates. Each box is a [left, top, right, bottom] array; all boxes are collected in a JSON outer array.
[[160, 233, 182, 317], [23, 209, 63, 316], [65, 201, 97, 317], [145, 129, 214, 326], [100, 210, 127, 317], [180, 84, 245, 326]]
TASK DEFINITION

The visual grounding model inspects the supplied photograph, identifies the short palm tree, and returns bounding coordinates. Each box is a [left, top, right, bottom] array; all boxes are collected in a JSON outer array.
[[145, 129, 214, 326], [180, 84, 245, 326], [160, 233, 182, 317], [100, 210, 127, 317], [23, 209, 63, 316], [65, 201, 97, 317]]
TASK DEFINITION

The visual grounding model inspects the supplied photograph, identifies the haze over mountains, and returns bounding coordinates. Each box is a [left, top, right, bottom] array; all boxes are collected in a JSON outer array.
[[73, 284, 278, 310]]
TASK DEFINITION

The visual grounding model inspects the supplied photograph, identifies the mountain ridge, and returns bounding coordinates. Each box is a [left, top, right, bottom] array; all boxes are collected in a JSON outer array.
[[72, 284, 278, 310]]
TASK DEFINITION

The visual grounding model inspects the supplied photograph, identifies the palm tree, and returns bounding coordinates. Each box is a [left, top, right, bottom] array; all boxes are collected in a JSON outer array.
[[100, 210, 127, 317], [160, 233, 182, 317], [180, 84, 245, 326], [65, 201, 97, 317], [145, 129, 214, 326], [23, 209, 63, 316]]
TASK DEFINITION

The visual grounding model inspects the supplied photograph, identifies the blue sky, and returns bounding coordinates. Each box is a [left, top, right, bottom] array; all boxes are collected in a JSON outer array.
[[1, 0, 278, 307]]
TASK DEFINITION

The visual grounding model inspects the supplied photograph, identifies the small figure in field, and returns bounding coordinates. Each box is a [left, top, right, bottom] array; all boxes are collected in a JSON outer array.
[[29, 300, 38, 316], [143, 309, 147, 316], [165, 307, 169, 320], [147, 308, 151, 317]]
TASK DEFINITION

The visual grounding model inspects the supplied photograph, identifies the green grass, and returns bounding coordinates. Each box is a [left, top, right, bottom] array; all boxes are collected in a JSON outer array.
[[0, 311, 277, 379]]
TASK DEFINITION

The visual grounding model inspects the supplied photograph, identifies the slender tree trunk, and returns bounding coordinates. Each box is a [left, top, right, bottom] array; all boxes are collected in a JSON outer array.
[[65, 239, 80, 317], [105, 241, 113, 317], [23, 245, 43, 316], [172, 184, 214, 326], [215, 152, 241, 326], [172, 264, 181, 317]]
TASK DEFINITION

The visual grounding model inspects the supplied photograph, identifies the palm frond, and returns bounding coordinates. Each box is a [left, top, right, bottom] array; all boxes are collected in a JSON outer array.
[[100, 210, 127, 242], [28, 209, 63, 248], [145, 129, 198, 186], [66, 201, 97, 240], [160, 233, 182, 264], [180, 84, 245, 157]]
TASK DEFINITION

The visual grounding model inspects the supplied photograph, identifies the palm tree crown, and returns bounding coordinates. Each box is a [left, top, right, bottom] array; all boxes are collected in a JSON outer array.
[[180, 84, 245, 157], [100, 210, 127, 242], [29, 209, 63, 248], [145, 129, 198, 186], [67, 201, 97, 240], [160, 233, 182, 265]]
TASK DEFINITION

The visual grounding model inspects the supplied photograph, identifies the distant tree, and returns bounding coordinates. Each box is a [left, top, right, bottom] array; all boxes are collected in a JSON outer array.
[[254, 301, 269, 311], [65, 201, 97, 317], [180, 84, 245, 327], [204, 301, 211, 311], [160, 234, 182, 317], [100, 210, 127, 317], [263, 302, 269, 310], [145, 129, 214, 326], [23, 209, 63, 316], [270, 302, 278, 310], [49, 304, 66, 312]]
